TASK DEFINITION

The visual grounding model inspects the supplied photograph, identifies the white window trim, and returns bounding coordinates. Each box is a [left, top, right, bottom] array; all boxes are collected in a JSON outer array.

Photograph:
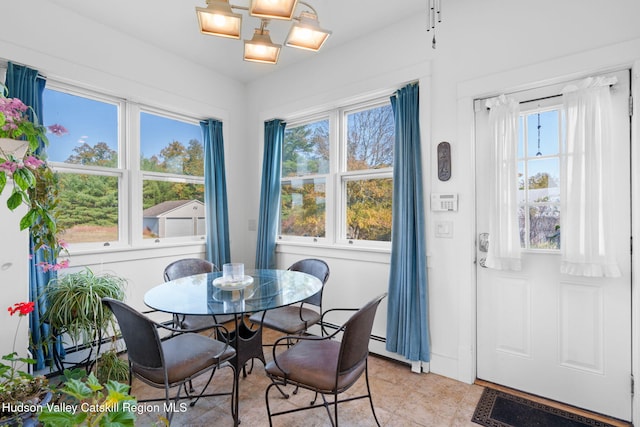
[[44, 81, 207, 254], [278, 95, 394, 250]]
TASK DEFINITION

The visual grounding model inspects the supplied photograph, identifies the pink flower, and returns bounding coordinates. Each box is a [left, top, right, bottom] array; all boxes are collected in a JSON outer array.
[[36, 259, 70, 272], [23, 155, 45, 169], [0, 161, 18, 176], [47, 124, 68, 136]]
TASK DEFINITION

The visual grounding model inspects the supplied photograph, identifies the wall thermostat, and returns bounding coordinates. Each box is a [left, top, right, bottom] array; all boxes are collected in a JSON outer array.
[[431, 193, 458, 211]]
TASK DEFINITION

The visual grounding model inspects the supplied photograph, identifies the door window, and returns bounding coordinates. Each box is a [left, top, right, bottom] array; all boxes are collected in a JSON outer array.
[[517, 108, 561, 250]]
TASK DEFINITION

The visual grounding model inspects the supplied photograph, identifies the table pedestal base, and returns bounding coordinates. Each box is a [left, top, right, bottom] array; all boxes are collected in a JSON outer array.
[[221, 317, 266, 423]]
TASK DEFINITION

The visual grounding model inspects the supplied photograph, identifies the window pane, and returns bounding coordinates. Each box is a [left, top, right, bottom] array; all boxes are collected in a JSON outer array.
[[140, 112, 204, 176], [528, 204, 560, 249], [283, 120, 329, 177], [526, 110, 559, 157], [346, 104, 394, 171], [527, 158, 560, 202], [518, 107, 561, 250], [57, 173, 119, 243], [142, 181, 205, 239], [280, 178, 326, 237], [43, 89, 118, 166], [346, 178, 392, 241]]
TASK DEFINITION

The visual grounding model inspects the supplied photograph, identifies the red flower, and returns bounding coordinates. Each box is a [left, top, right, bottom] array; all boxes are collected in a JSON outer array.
[[8, 301, 35, 317]]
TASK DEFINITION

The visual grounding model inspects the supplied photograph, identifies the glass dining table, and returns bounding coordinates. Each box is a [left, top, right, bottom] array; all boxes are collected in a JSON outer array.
[[143, 268, 323, 414]]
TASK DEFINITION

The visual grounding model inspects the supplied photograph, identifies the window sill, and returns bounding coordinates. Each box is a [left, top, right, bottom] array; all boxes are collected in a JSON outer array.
[[63, 240, 206, 266], [276, 240, 391, 264]]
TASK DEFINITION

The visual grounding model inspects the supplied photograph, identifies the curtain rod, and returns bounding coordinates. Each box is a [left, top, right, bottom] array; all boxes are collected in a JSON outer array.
[[479, 83, 616, 111]]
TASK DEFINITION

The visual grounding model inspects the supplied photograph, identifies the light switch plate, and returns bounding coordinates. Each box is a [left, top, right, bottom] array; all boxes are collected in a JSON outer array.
[[435, 221, 453, 238]]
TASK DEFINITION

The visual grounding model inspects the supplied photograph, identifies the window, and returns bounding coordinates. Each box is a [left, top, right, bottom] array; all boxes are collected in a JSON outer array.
[[280, 118, 329, 238], [517, 107, 561, 250], [140, 111, 205, 240], [342, 103, 394, 242], [280, 98, 394, 246], [42, 83, 206, 249], [43, 87, 121, 244]]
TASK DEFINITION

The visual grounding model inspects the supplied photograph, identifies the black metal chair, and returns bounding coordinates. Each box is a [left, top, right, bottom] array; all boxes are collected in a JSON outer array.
[[102, 298, 238, 425], [163, 258, 233, 329], [264, 293, 386, 427], [248, 258, 330, 339]]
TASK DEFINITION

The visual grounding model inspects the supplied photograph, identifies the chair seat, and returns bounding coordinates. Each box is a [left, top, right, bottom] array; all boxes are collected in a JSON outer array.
[[264, 339, 365, 392], [179, 314, 235, 330], [135, 333, 236, 385], [249, 306, 321, 334]]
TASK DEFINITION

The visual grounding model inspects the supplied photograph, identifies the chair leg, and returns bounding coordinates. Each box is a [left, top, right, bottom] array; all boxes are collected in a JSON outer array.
[[364, 361, 381, 427], [273, 382, 290, 399], [265, 382, 276, 427], [318, 393, 336, 427], [230, 364, 239, 427], [187, 366, 217, 408]]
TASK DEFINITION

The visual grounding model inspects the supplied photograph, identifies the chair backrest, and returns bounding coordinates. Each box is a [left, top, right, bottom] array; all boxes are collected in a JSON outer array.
[[102, 298, 164, 369], [287, 258, 330, 307], [337, 294, 386, 375], [164, 258, 217, 282]]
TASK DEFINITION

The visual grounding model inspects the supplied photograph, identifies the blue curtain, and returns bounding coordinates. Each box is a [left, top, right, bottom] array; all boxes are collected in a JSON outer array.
[[255, 119, 285, 269], [5, 62, 60, 370], [386, 83, 430, 362], [201, 119, 230, 268]]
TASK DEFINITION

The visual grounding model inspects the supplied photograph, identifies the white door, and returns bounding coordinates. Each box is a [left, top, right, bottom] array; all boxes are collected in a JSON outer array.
[[476, 69, 632, 421]]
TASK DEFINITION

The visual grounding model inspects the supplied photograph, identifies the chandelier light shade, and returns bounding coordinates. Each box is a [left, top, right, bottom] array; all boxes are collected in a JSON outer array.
[[285, 11, 331, 51], [244, 27, 282, 64], [196, 0, 243, 39], [196, 0, 329, 64], [250, 0, 298, 20]]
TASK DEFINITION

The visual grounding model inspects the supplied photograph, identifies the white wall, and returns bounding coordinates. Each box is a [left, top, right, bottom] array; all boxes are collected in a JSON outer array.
[[0, 191, 29, 360], [245, 0, 640, 380], [2, 0, 640, 389], [0, 1, 248, 314]]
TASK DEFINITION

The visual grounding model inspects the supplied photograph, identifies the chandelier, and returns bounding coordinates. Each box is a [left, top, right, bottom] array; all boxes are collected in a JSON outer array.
[[196, 0, 332, 64]]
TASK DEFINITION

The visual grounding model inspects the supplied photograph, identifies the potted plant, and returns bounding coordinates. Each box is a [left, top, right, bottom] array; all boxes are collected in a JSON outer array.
[[0, 302, 51, 425], [41, 268, 127, 371], [38, 368, 137, 427], [0, 84, 69, 270], [94, 349, 129, 385]]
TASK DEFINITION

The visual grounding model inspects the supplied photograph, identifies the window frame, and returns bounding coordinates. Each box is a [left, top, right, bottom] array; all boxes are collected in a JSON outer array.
[[278, 95, 394, 249], [517, 97, 562, 253], [45, 82, 127, 251], [279, 113, 334, 245], [136, 105, 206, 247], [44, 81, 207, 252]]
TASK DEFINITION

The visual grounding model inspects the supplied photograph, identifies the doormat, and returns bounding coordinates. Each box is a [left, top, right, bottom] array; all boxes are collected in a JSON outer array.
[[471, 388, 618, 427]]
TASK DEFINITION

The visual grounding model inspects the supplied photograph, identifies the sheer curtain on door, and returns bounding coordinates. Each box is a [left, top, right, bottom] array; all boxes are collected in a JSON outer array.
[[560, 76, 620, 277], [485, 95, 522, 271]]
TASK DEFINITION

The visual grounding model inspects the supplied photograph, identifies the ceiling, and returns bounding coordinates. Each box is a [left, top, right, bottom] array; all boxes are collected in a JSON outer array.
[[49, 0, 426, 83]]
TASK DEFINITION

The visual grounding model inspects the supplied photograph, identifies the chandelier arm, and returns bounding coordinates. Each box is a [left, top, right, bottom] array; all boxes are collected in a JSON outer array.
[[298, 1, 318, 17], [229, 4, 249, 12]]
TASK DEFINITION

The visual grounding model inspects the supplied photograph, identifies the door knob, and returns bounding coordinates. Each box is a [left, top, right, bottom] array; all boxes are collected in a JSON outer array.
[[478, 233, 489, 253]]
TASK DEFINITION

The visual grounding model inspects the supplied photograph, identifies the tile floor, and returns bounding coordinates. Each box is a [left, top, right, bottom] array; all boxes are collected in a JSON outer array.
[[130, 328, 485, 427]]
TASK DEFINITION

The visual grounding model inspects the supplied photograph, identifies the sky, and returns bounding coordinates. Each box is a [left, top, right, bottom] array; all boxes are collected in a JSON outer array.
[[42, 88, 202, 164]]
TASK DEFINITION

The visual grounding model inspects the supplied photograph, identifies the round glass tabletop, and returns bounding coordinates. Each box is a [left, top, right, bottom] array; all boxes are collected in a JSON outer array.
[[144, 269, 323, 315]]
